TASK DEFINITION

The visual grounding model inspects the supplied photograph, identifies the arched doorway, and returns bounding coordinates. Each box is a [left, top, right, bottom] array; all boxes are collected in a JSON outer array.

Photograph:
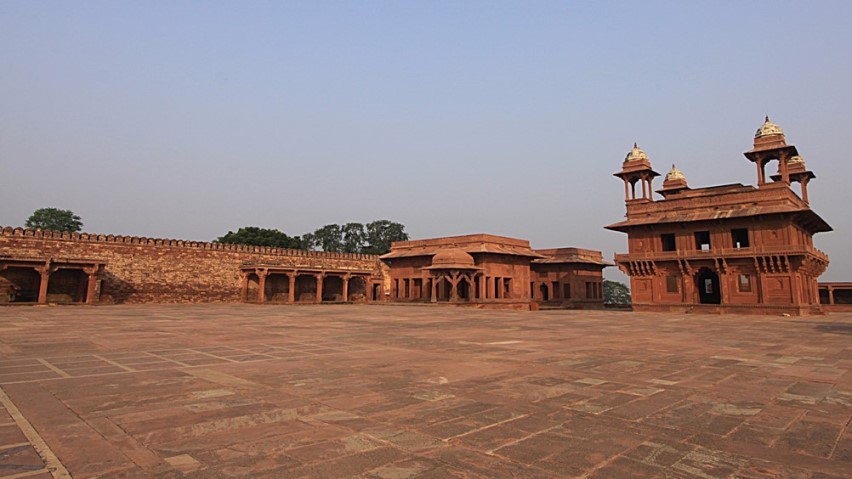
[[539, 283, 549, 301], [295, 274, 317, 302], [348, 276, 367, 302], [696, 268, 721, 304], [47, 269, 88, 303], [1, 267, 40, 303], [322, 276, 344, 302], [264, 274, 290, 302]]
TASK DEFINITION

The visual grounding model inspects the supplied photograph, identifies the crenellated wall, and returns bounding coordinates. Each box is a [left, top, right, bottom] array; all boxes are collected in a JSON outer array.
[[0, 226, 381, 304]]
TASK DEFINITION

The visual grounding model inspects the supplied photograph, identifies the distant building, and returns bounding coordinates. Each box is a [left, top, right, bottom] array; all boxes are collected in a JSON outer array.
[[380, 234, 608, 309], [607, 117, 831, 315]]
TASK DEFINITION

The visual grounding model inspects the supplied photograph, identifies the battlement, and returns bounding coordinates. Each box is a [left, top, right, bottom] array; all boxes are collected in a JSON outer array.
[[0, 226, 379, 261]]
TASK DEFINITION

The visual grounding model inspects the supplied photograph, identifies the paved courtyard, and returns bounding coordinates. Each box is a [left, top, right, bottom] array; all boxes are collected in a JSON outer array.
[[0, 305, 850, 478]]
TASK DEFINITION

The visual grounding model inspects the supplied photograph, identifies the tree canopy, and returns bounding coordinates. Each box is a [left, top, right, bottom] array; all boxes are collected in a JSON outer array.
[[303, 220, 408, 254], [25, 207, 83, 232], [216, 227, 304, 249], [603, 279, 631, 305]]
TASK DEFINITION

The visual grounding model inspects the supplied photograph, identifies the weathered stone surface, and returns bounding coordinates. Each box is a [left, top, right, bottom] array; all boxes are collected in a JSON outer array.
[[0, 305, 849, 478]]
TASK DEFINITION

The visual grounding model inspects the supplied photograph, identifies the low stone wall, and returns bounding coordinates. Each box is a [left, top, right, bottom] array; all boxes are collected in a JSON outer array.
[[0, 227, 380, 304]]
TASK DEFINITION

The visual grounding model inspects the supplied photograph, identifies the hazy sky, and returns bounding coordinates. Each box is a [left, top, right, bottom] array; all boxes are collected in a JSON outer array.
[[2, 1, 851, 281]]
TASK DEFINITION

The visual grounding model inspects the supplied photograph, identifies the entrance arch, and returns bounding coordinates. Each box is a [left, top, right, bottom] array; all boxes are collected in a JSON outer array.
[[696, 268, 721, 304]]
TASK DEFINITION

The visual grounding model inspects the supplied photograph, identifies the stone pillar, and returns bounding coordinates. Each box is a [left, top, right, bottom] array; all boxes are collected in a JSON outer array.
[[257, 269, 268, 304], [36, 266, 50, 304], [828, 286, 835, 305], [85, 267, 99, 304], [800, 177, 810, 203], [288, 273, 296, 303], [756, 160, 765, 185], [342, 274, 350, 302], [430, 276, 437, 303], [240, 272, 249, 303], [315, 273, 324, 303], [450, 272, 459, 302], [778, 153, 790, 185]]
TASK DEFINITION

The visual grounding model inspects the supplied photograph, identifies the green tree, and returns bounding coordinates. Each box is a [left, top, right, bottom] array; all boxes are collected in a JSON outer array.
[[216, 227, 304, 249], [306, 224, 343, 252], [363, 220, 408, 254], [603, 279, 631, 305], [340, 222, 366, 253], [25, 207, 83, 232]]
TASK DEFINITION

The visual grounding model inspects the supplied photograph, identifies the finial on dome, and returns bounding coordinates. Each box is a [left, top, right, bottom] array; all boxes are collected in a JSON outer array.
[[665, 164, 686, 182], [625, 143, 649, 162], [755, 116, 784, 139]]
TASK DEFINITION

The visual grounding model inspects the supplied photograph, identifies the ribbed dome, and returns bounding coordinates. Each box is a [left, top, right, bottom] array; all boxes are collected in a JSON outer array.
[[430, 248, 475, 268], [665, 164, 686, 181], [755, 116, 784, 138], [625, 142, 649, 162], [788, 155, 806, 166]]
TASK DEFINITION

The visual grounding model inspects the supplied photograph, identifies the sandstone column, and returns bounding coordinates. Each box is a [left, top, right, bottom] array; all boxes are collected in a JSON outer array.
[[342, 274, 350, 302], [288, 273, 296, 303], [84, 266, 99, 304], [36, 265, 50, 304], [315, 273, 323, 303], [257, 269, 268, 304]]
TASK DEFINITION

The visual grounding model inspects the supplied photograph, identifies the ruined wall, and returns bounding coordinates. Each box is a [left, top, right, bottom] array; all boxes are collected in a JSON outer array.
[[0, 227, 380, 304]]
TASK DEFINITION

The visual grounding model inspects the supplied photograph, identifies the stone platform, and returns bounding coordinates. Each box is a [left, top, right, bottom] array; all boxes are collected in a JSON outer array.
[[0, 305, 850, 478]]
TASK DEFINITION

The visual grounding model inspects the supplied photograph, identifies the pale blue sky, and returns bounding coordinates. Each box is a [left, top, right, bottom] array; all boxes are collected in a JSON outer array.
[[1, 1, 851, 281]]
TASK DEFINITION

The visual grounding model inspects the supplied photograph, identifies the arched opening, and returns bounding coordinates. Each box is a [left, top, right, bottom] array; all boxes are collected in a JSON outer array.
[[438, 276, 452, 302], [246, 273, 259, 303], [295, 274, 317, 302], [539, 283, 549, 301], [264, 274, 290, 302], [696, 268, 721, 304], [322, 276, 344, 302], [348, 276, 367, 302], [1, 267, 40, 303], [457, 277, 471, 301], [47, 269, 88, 303]]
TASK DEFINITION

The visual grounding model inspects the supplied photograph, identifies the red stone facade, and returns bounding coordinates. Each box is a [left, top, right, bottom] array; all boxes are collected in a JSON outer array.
[[380, 234, 607, 309], [0, 227, 381, 304], [607, 118, 831, 315]]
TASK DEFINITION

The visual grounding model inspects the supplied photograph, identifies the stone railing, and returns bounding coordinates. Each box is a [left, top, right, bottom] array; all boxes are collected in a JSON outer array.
[[614, 244, 829, 264]]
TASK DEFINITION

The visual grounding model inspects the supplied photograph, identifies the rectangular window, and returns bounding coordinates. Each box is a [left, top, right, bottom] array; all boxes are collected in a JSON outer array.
[[695, 231, 711, 251], [661, 233, 676, 252], [551, 282, 560, 299], [563, 283, 571, 299], [732, 228, 750, 248], [738, 274, 752, 292], [666, 275, 678, 293]]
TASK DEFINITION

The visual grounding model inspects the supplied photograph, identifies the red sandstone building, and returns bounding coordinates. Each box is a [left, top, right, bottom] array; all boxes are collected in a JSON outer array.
[[607, 118, 831, 315], [379, 234, 608, 309], [0, 229, 606, 310]]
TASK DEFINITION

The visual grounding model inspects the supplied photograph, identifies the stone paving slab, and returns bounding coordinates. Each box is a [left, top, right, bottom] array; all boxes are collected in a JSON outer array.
[[0, 304, 850, 478]]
